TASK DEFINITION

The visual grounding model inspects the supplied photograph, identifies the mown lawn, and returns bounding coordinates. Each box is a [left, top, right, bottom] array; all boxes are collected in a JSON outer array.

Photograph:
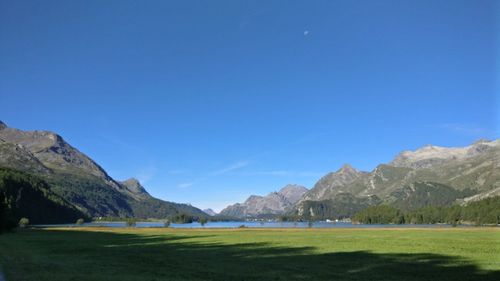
[[0, 227, 499, 281]]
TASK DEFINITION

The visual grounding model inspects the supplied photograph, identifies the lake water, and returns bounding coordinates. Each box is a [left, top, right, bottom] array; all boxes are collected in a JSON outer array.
[[35, 221, 471, 229]]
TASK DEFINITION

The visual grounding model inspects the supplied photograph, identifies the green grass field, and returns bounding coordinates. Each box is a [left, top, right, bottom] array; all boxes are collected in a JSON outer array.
[[0, 227, 499, 281]]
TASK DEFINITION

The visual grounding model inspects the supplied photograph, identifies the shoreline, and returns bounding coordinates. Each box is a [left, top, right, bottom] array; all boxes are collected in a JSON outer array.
[[40, 226, 500, 232]]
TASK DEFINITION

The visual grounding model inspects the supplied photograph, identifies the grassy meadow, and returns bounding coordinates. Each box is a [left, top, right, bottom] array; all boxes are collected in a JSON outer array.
[[0, 227, 499, 281]]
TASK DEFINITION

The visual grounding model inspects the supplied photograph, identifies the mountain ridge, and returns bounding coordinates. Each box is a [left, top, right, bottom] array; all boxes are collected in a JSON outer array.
[[292, 139, 499, 219], [0, 121, 207, 220], [220, 184, 308, 218]]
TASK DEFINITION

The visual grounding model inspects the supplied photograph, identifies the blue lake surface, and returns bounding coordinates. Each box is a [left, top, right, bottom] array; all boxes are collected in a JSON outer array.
[[35, 221, 471, 229]]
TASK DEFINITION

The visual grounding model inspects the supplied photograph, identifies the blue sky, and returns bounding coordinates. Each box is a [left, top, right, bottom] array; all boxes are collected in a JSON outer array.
[[0, 0, 497, 211]]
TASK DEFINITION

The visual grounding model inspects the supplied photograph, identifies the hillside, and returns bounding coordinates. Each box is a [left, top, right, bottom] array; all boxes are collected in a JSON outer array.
[[292, 139, 500, 219], [0, 167, 87, 226], [0, 121, 207, 220]]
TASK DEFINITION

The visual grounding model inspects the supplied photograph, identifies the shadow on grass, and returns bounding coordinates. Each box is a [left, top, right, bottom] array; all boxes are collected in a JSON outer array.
[[2, 229, 499, 281]]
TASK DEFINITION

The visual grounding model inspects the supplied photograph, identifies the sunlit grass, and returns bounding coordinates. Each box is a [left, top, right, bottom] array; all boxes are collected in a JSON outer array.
[[0, 227, 499, 280]]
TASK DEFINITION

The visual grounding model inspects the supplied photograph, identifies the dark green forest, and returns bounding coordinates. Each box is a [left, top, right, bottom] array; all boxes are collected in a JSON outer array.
[[353, 197, 500, 225], [0, 168, 87, 231]]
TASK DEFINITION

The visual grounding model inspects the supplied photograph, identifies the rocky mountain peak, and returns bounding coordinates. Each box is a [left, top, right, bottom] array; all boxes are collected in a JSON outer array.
[[122, 177, 141, 187], [390, 139, 498, 169], [245, 195, 264, 203], [467, 139, 498, 156], [337, 163, 359, 174], [299, 164, 364, 202], [0, 124, 116, 184], [120, 178, 149, 196], [278, 184, 308, 193], [472, 138, 491, 145], [0, 121, 7, 130], [203, 208, 217, 216], [278, 184, 308, 204]]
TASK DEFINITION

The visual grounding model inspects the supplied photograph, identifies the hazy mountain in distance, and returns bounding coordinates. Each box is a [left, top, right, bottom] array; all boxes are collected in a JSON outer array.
[[203, 209, 217, 216], [220, 184, 308, 218], [0, 121, 207, 219]]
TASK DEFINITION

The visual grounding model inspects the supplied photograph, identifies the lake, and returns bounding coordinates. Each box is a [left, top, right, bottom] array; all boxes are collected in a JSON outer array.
[[35, 221, 472, 228]]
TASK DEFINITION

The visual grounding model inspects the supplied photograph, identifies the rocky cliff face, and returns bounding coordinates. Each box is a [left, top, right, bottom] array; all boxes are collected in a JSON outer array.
[[220, 184, 308, 218], [0, 121, 207, 219]]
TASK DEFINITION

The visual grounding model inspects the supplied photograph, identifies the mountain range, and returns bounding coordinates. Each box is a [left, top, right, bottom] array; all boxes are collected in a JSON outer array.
[[0, 121, 206, 222], [219, 184, 308, 218], [1, 120, 498, 223], [220, 139, 500, 219]]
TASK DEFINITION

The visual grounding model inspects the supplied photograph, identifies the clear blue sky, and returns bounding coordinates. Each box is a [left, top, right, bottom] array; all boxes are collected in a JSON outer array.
[[0, 0, 497, 211]]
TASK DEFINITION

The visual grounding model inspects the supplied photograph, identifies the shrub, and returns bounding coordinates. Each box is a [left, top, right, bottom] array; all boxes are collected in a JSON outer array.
[[199, 217, 207, 227], [125, 218, 137, 227], [18, 217, 30, 228], [169, 213, 193, 224], [164, 219, 171, 228], [0, 193, 7, 232], [76, 218, 85, 225]]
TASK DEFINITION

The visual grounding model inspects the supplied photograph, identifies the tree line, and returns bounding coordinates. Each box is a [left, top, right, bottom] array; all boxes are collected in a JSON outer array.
[[353, 196, 500, 225]]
